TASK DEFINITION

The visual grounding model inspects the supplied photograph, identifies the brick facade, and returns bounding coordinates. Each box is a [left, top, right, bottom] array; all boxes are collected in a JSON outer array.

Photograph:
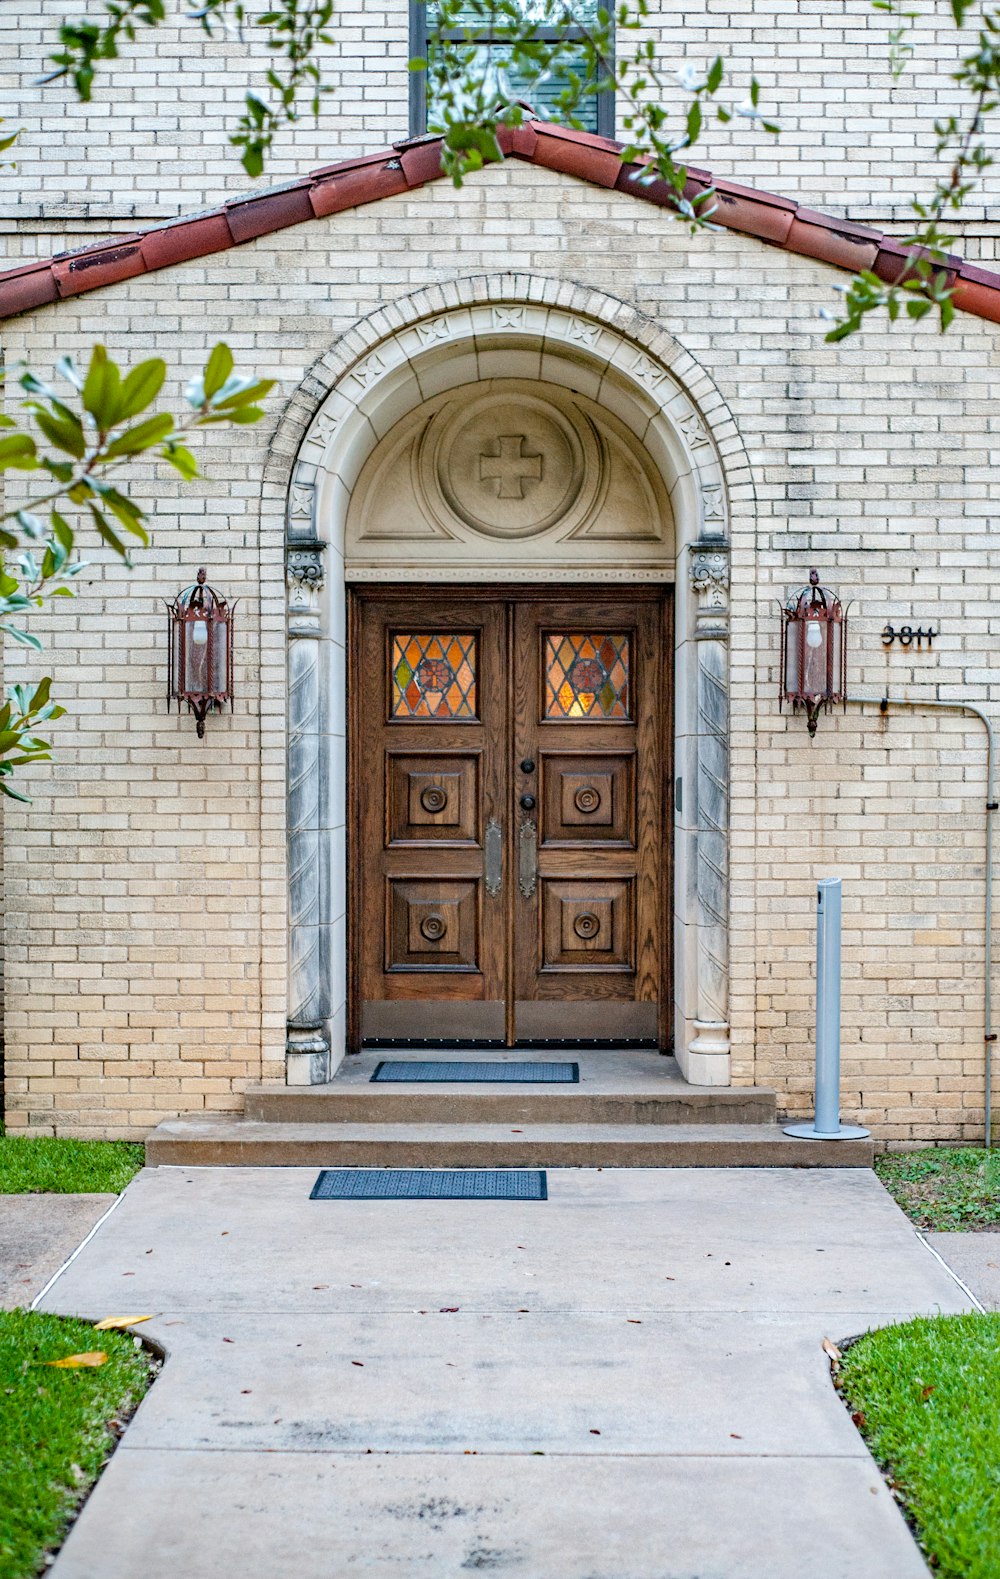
[[1, 3, 998, 1140]]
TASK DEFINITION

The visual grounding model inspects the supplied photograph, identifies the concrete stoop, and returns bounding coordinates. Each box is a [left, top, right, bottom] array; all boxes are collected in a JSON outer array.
[[146, 1050, 874, 1169]]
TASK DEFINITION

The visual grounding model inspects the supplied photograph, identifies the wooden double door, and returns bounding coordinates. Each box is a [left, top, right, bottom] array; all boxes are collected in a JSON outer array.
[[352, 587, 670, 1047]]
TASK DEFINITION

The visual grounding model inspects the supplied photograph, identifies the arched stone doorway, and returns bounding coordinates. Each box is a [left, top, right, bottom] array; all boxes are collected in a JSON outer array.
[[278, 276, 747, 1088]]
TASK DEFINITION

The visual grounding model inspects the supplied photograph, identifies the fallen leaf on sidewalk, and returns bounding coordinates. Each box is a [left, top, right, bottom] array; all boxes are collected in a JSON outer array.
[[93, 1315, 154, 1331], [313, 1284, 329, 1290], [46, 1352, 107, 1369], [352, 1361, 364, 1367], [222, 1338, 235, 1344], [440, 1307, 460, 1313], [822, 1337, 842, 1370], [627, 1319, 642, 1324], [589, 1429, 601, 1435], [729, 1433, 742, 1439]]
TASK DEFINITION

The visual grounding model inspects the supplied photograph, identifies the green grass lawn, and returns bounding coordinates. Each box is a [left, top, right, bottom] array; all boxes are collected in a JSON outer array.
[[0, 1134, 144, 1195], [0, 1309, 155, 1579], [838, 1313, 1000, 1579], [876, 1147, 1000, 1231]]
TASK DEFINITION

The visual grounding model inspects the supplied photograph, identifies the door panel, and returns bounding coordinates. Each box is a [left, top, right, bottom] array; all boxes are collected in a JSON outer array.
[[353, 588, 666, 1048], [357, 598, 507, 1043], [512, 599, 662, 1042]]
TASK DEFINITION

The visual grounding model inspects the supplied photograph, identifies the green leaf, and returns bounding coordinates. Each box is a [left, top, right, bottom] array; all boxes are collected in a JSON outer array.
[[30, 406, 86, 460], [51, 511, 75, 556], [162, 443, 200, 480], [203, 343, 235, 401], [102, 413, 175, 459], [0, 434, 38, 470], [0, 624, 44, 650], [81, 344, 121, 429], [116, 357, 167, 420]]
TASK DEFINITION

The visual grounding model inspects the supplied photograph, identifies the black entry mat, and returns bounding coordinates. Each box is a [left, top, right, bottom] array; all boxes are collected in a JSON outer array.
[[310, 1169, 548, 1200], [371, 1060, 579, 1084]]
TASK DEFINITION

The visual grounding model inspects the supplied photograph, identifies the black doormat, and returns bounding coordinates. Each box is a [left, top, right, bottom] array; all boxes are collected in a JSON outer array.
[[310, 1169, 548, 1200], [370, 1059, 579, 1084]]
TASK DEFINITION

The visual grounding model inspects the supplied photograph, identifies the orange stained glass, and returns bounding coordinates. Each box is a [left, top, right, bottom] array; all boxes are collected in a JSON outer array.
[[391, 633, 477, 719], [544, 633, 630, 719]]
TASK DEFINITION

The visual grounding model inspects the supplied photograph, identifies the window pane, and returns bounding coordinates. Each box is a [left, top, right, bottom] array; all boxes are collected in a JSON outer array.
[[391, 634, 478, 720], [428, 2, 602, 25], [544, 633, 630, 720], [428, 42, 600, 132]]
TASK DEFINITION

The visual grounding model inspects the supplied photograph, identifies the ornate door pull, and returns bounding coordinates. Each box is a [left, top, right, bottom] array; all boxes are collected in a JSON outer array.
[[485, 817, 502, 898], [518, 819, 537, 899]]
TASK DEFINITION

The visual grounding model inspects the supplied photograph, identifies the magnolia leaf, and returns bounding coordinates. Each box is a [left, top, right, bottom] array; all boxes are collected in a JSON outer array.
[[46, 1351, 108, 1369], [203, 343, 234, 401], [116, 358, 167, 421], [822, 1337, 843, 1364], [93, 1315, 155, 1331], [82, 344, 121, 430]]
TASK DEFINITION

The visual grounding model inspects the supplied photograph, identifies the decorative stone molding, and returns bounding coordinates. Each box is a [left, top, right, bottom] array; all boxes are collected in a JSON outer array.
[[274, 275, 753, 1087], [285, 526, 330, 1086], [687, 542, 731, 1081]]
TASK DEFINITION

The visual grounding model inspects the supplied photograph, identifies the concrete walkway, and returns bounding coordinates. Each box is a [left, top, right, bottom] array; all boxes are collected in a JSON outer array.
[[0, 1194, 114, 1308], [39, 1166, 971, 1579]]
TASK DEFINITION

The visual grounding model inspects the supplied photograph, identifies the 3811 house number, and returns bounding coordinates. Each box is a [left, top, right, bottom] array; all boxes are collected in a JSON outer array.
[[881, 623, 937, 649]]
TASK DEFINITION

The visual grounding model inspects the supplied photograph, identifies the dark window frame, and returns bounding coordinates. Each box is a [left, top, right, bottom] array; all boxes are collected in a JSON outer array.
[[408, 2, 615, 140]]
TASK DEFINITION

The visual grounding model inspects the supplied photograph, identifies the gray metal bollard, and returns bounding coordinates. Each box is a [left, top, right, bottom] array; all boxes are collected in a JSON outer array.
[[784, 877, 870, 1142]]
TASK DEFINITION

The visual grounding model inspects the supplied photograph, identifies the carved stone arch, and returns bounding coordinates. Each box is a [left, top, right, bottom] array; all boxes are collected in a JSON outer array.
[[272, 274, 754, 1088]]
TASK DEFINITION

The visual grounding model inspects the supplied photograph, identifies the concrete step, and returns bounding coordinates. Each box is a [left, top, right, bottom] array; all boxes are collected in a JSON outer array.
[[147, 1115, 873, 1169], [244, 1085, 777, 1126], [244, 1049, 778, 1128]]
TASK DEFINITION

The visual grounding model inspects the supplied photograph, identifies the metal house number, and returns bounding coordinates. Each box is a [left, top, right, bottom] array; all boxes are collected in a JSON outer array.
[[881, 623, 937, 649]]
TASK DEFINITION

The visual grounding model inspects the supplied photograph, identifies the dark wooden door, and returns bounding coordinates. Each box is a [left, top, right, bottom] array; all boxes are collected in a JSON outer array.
[[353, 588, 667, 1047], [511, 598, 663, 1044]]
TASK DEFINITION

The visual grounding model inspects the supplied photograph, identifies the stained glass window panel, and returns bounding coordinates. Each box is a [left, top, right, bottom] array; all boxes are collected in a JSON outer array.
[[544, 633, 630, 720], [391, 633, 477, 720]]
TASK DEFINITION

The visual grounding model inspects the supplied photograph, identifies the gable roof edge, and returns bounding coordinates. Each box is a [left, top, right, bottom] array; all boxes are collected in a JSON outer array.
[[1, 121, 998, 326]]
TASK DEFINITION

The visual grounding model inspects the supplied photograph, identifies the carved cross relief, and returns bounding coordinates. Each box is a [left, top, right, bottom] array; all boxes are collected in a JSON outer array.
[[479, 435, 544, 500]]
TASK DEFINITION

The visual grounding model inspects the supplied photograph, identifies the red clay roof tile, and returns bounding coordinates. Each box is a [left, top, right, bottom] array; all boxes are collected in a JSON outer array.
[[0, 264, 58, 316], [309, 157, 408, 217], [140, 213, 234, 271], [2, 123, 999, 331], [225, 183, 315, 243], [52, 242, 146, 298]]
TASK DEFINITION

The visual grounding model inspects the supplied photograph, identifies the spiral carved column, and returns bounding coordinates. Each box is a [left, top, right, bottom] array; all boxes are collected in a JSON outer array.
[[285, 491, 331, 1086], [687, 545, 731, 1078]]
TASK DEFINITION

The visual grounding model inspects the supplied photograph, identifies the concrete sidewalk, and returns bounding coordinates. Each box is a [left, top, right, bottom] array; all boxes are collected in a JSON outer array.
[[39, 1166, 970, 1579], [0, 1194, 115, 1308]]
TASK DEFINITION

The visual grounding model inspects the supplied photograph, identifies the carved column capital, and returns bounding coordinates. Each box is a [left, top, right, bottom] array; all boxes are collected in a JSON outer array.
[[689, 543, 730, 639]]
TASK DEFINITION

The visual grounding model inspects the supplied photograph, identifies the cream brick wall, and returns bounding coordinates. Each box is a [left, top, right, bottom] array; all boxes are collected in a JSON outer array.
[[1, 155, 998, 1140], [2, 0, 998, 226]]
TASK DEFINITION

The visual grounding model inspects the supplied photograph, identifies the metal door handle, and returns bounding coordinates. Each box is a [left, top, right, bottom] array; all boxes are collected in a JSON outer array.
[[485, 817, 502, 898], [518, 819, 537, 899]]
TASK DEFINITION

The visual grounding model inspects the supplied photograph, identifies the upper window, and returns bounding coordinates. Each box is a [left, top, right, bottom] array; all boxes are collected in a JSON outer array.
[[409, 3, 614, 140]]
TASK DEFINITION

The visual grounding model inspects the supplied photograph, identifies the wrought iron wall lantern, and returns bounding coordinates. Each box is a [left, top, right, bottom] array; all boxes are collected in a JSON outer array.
[[780, 569, 848, 737], [166, 569, 236, 738]]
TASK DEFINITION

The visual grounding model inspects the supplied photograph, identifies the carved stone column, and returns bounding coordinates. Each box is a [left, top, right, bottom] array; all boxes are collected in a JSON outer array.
[[687, 544, 731, 1079], [286, 485, 331, 1086]]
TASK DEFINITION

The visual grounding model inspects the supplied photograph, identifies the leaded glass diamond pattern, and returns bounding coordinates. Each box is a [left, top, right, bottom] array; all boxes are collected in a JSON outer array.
[[544, 633, 630, 719], [391, 633, 477, 719]]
